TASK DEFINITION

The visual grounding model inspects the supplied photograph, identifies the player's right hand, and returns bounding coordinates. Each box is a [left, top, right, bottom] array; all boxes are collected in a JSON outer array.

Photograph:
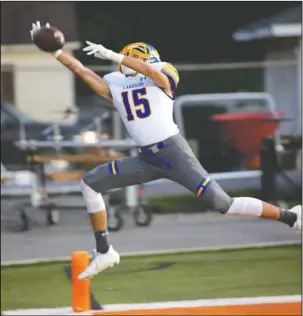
[[30, 21, 50, 41], [83, 41, 112, 60], [83, 41, 124, 64]]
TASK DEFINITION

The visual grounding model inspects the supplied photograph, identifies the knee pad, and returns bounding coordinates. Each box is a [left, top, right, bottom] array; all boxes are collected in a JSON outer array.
[[80, 179, 106, 213]]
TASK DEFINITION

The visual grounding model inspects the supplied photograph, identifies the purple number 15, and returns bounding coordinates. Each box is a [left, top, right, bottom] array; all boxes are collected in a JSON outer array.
[[121, 87, 151, 121]]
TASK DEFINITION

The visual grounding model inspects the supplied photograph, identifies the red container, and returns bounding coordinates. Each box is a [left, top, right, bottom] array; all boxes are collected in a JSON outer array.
[[212, 112, 284, 154]]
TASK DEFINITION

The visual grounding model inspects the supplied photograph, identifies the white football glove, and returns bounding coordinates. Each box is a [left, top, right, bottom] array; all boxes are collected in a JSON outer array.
[[30, 21, 62, 58], [30, 21, 50, 41], [83, 41, 124, 64], [83, 41, 110, 59]]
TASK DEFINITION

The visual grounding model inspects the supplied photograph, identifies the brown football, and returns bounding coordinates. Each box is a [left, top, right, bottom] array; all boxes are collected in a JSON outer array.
[[33, 26, 65, 52]]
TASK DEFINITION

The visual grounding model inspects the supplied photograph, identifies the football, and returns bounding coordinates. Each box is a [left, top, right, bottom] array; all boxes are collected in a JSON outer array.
[[33, 26, 65, 52]]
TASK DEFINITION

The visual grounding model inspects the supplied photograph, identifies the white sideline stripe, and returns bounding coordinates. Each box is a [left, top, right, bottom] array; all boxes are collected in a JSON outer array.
[[1, 240, 301, 267], [3, 307, 80, 315], [3, 295, 302, 315], [103, 295, 302, 311]]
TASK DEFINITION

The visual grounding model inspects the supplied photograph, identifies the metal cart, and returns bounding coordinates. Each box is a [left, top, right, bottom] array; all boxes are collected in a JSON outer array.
[[13, 139, 154, 232]]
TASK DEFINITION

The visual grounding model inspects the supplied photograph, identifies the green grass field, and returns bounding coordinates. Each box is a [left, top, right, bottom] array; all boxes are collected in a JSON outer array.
[[1, 245, 301, 311], [114, 189, 301, 214]]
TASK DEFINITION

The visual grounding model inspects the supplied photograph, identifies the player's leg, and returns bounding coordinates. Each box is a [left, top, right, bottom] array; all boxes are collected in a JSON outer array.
[[158, 134, 301, 231], [78, 155, 163, 279]]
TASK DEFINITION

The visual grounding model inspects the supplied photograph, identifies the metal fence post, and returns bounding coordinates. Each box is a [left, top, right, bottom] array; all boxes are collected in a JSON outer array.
[[260, 136, 279, 203]]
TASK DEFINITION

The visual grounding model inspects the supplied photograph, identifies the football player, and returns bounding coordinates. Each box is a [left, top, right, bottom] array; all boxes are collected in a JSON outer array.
[[30, 22, 302, 280]]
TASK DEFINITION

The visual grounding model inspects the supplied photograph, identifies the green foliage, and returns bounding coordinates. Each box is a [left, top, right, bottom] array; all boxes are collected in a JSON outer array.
[[110, 188, 301, 214]]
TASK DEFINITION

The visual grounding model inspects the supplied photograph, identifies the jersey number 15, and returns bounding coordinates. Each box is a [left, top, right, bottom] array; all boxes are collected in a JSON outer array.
[[121, 87, 151, 121]]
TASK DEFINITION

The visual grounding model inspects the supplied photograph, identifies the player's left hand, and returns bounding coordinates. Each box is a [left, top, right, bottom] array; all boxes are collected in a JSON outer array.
[[83, 41, 113, 60], [30, 21, 50, 41]]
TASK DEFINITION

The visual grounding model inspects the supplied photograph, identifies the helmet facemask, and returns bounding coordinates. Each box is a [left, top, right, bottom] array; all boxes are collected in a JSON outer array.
[[118, 43, 160, 76], [120, 52, 143, 76]]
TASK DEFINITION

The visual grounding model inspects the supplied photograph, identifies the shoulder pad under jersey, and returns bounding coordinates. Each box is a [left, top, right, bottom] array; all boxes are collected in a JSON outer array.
[[151, 62, 179, 87]]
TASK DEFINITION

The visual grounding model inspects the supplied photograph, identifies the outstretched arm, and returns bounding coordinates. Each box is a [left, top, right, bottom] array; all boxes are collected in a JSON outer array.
[[121, 56, 171, 91], [83, 41, 177, 94], [54, 50, 112, 102], [30, 22, 112, 102]]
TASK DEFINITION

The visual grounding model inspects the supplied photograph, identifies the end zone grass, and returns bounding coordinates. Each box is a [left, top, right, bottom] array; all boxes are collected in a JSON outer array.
[[1, 245, 301, 311]]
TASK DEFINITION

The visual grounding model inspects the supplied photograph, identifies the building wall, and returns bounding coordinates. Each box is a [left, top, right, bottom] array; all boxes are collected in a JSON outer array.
[[264, 44, 301, 135], [1, 44, 77, 123]]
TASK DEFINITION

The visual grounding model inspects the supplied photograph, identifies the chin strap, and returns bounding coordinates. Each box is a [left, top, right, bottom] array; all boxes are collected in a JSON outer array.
[[121, 64, 137, 76]]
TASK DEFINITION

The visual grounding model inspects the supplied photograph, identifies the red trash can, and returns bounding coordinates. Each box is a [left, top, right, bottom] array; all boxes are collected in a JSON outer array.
[[212, 112, 284, 169]]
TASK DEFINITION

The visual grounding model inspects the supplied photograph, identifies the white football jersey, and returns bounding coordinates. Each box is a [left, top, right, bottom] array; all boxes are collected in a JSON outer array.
[[103, 62, 180, 146]]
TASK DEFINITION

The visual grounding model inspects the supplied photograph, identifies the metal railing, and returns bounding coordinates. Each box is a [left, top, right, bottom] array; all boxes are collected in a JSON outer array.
[[1, 58, 299, 134], [1, 58, 297, 101]]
